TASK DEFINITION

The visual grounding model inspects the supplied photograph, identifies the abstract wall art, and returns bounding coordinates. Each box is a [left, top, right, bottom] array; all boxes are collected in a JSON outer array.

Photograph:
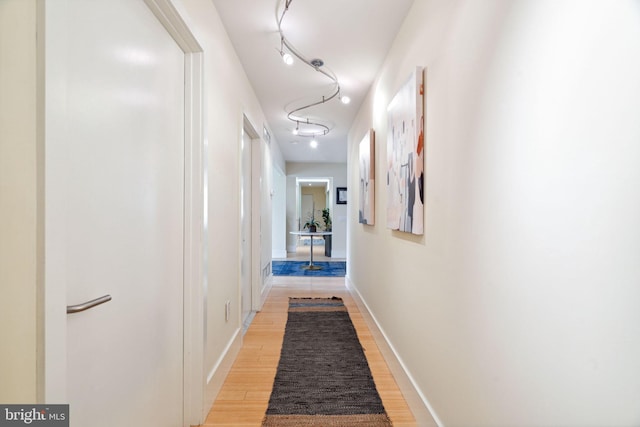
[[386, 67, 424, 235], [358, 129, 375, 225]]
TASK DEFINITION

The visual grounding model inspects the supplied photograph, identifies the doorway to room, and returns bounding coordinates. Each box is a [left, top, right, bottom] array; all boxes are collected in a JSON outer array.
[[270, 177, 346, 277], [241, 118, 261, 331], [296, 178, 332, 259]]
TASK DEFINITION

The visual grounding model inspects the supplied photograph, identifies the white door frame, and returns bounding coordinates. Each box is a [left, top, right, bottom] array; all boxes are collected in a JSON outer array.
[[41, 1, 206, 425], [240, 118, 256, 328], [242, 116, 262, 313], [240, 114, 273, 316], [142, 2, 206, 425], [183, 47, 205, 425]]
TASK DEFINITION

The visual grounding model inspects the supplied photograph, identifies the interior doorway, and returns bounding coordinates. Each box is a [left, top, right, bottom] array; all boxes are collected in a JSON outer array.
[[241, 119, 260, 331], [295, 178, 332, 260], [43, 0, 205, 425]]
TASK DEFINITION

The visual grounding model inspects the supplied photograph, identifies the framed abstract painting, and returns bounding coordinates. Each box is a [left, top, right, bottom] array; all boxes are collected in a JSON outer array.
[[386, 67, 424, 235], [358, 129, 375, 225]]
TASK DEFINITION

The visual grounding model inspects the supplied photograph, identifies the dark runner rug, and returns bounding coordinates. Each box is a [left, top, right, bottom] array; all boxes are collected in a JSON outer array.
[[262, 297, 392, 426]]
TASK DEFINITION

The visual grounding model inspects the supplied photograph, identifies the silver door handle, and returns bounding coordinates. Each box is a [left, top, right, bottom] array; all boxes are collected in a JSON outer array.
[[67, 295, 112, 314]]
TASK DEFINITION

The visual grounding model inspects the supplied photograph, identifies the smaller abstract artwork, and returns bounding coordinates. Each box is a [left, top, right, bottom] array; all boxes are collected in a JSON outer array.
[[386, 67, 424, 235], [358, 129, 375, 225]]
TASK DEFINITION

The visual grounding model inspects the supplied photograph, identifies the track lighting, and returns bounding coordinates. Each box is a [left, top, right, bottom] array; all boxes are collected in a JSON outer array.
[[279, 36, 294, 65], [277, 0, 346, 138]]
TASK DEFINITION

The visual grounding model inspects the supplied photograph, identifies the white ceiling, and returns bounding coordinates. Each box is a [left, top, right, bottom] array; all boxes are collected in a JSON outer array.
[[212, 0, 415, 163]]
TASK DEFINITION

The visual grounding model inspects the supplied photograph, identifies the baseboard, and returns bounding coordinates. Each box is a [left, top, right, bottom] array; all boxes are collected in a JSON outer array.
[[346, 276, 443, 427], [259, 275, 272, 311], [202, 327, 242, 421]]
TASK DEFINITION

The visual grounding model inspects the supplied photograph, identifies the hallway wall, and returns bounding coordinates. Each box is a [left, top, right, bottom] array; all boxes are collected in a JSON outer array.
[[170, 0, 282, 416], [348, 1, 640, 426], [272, 166, 287, 259], [0, 0, 40, 403]]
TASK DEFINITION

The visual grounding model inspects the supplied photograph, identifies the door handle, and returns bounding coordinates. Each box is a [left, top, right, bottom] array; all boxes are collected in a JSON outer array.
[[67, 295, 112, 314]]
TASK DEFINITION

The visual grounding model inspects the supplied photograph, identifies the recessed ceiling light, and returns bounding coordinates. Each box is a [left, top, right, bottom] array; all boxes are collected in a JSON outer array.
[[310, 140, 318, 149], [341, 96, 351, 105]]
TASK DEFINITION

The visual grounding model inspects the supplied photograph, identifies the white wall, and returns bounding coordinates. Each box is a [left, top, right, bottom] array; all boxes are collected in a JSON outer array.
[[163, 0, 280, 416], [285, 162, 348, 258], [258, 136, 273, 293], [272, 165, 287, 259], [0, 0, 41, 403], [348, 1, 640, 426]]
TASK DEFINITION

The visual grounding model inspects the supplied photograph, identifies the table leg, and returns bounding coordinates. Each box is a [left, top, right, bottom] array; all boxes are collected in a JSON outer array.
[[304, 235, 322, 270]]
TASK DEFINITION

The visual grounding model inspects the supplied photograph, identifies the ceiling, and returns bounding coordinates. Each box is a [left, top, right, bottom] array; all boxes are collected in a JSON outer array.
[[212, 0, 415, 163]]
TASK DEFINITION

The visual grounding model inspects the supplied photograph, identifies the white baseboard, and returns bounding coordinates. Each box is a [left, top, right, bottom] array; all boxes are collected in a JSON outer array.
[[346, 276, 443, 427], [260, 276, 272, 311], [203, 328, 242, 421]]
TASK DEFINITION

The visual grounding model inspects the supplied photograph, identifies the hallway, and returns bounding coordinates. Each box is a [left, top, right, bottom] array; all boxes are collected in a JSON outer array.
[[4, 1, 640, 425], [201, 276, 417, 426]]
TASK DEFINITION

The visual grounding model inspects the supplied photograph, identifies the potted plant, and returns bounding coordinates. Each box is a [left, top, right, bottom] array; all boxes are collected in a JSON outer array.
[[303, 212, 320, 232], [321, 208, 332, 231], [322, 208, 332, 257]]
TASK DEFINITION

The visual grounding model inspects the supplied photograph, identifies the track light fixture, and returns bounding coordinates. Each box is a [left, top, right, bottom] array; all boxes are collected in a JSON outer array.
[[281, 51, 293, 65], [276, 0, 349, 139], [279, 37, 294, 65]]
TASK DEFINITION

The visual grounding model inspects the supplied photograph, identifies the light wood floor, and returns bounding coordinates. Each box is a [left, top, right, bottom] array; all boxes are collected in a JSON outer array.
[[275, 242, 345, 262], [200, 276, 416, 426]]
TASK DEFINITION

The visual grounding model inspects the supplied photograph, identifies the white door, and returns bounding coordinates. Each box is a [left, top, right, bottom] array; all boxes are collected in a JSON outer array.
[[241, 128, 252, 326], [47, 1, 185, 425]]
